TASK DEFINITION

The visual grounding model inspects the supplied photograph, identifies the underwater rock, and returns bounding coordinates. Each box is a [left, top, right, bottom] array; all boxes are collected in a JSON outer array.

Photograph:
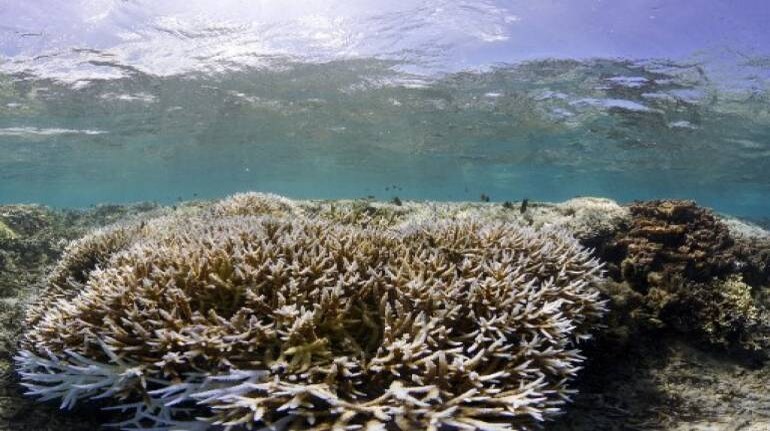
[[17, 194, 607, 430]]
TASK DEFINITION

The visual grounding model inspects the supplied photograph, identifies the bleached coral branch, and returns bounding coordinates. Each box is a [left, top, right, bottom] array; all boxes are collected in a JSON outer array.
[[15, 340, 143, 410]]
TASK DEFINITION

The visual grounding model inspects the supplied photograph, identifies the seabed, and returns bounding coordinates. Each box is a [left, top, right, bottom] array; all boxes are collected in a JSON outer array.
[[0, 194, 768, 430]]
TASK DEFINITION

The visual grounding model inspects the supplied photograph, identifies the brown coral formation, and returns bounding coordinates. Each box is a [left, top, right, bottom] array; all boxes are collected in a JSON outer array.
[[18, 194, 607, 430], [615, 200, 736, 286], [597, 200, 770, 351]]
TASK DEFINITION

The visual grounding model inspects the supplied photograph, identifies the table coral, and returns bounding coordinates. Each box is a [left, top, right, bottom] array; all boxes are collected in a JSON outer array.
[[16, 194, 607, 430]]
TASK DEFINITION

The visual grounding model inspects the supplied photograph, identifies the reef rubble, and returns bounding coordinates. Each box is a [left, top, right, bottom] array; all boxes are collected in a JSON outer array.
[[0, 194, 768, 430]]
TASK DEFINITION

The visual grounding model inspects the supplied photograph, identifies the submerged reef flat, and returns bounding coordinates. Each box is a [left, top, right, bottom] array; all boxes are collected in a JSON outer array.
[[1, 194, 769, 430]]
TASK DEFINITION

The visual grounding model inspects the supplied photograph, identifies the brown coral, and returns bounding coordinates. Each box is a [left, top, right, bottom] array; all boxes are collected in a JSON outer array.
[[668, 276, 768, 350], [615, 200, 735, 287], [598, 200, 770, 351], [18, 194, 606, 430]]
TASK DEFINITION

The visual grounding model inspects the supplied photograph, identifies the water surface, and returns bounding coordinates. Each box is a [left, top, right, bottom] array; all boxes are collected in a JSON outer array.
[[1, 1, 769, 218]]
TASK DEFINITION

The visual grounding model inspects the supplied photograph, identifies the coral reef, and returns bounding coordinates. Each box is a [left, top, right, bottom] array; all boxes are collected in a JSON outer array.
[[209, 192, 298, 218], [17, 194, 607, 430], [0, 206, 62, 301], [525, 198, 629, 242], [302, 196, 631, 239], [615, 200, 735, 285], [5, 195, 769, 431], [0, 220, 16, 240], [679, 276, 765, 349], [596, 200, 770, 351], [313, 199, 410, 227], [0, 202, 168, 431], [23, 222, 149, 330]]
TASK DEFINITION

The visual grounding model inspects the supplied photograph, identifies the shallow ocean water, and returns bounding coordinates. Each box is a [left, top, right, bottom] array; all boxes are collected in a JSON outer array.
[[1, 0, 769, 218], [3, 4, 770, 430]]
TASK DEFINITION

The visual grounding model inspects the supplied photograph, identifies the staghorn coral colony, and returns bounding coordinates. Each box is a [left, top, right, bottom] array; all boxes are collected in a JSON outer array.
[[16, 193, 607, 430]]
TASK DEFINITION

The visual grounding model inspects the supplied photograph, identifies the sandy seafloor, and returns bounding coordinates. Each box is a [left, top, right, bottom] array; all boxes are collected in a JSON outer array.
[[0, 196, 768, 431]]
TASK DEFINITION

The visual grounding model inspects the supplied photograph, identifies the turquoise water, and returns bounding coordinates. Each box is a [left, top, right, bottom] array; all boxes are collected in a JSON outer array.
[[1, 1, 769, 218]]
